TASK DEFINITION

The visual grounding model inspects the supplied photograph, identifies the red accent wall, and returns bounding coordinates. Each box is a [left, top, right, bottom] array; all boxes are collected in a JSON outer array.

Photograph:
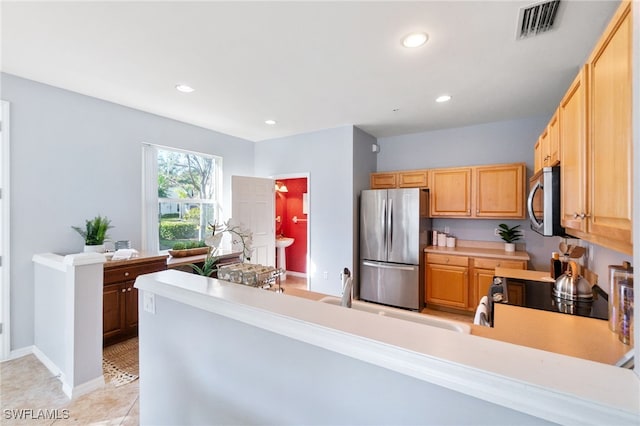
[[275, 178, 308, 274]]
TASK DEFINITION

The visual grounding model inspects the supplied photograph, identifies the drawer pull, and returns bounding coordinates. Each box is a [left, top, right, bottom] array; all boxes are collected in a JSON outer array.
[[124, 272, 130, 277], [496, 263, 501, 267]]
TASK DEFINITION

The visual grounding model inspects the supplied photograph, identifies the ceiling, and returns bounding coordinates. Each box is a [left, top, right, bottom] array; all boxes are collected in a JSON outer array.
[[1, 1, 619, 142]]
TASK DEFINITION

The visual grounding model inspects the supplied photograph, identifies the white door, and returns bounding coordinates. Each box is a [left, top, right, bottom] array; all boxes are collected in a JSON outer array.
[[0, 101, 9, 360], [231, 176, 275, 266]]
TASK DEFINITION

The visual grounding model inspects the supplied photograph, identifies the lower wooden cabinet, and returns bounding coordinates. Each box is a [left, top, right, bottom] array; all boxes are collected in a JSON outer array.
[[425, 254, 469, 309], [103, 255, 167, 347], [425, 252, 526, 312]]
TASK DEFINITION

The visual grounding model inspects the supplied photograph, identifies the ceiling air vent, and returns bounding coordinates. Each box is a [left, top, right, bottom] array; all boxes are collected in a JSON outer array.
[[516, 0, 561, 40]]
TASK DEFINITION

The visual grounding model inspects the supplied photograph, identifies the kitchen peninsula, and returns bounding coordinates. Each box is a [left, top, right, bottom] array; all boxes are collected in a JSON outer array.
[[135, 270, 639, 425]]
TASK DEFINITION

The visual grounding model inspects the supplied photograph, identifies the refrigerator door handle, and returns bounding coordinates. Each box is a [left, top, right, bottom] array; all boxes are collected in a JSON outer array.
[[382, 198, 387, 254], [388, 197, 393, 253], [362, 261, 416, 272]]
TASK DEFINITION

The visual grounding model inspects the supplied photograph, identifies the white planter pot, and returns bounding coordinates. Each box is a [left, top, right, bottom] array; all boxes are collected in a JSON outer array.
[[84, 244, 105, 253], [504, 243, 516, 252]]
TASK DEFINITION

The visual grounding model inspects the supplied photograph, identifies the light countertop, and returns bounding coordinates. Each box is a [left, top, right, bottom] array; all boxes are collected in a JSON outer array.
[[135, 270, 639, 424], [424, 240, 530, 261]]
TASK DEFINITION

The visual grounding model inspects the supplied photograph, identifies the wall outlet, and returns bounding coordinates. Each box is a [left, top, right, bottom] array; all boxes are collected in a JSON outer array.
[[143, 291, 155, 314], [323, 271, 328, 280], [494, 228, 501, 237]]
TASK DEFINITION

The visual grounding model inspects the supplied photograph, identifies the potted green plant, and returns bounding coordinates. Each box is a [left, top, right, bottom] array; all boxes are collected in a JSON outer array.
[[497, 223, 522, 252], [72, 215, 113, 253]]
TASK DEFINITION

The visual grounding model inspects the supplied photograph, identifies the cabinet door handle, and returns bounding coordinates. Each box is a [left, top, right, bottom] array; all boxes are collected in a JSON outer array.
[[121, 288, 126, 293], [580, 213, 590, 219], [573, 212, 580, 219], [127, 287, 132, 291], [124, 272, 130, 277]]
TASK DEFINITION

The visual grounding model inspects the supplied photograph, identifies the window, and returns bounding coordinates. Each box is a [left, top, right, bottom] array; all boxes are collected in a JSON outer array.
[[142, 144, 222, 252]]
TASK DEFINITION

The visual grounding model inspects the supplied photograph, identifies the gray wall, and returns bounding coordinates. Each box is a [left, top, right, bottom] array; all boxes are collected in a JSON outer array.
[[376, 117, 633, 279], [351, 127, 377, 292], [139, 293, 549, 425], [254, 126, 355, 295], [2, 73, 255, 350]]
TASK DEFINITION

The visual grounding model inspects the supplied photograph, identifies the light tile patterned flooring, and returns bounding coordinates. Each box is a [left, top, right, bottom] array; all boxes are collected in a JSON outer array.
[[1, 352, 139, 425], [1, 274, 471, 425]]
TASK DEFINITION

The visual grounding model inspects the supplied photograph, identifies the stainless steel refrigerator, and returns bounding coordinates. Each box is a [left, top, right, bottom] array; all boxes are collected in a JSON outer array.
[[359, 188, 431, 310]]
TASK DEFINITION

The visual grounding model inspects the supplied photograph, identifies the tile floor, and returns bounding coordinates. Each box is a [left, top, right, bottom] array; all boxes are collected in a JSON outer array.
[[1, 274, 471, 426], [1, 353, 139, 425]]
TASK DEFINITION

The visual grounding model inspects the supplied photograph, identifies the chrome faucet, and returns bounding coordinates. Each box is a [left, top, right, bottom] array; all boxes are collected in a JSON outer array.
[[340, 267, 352, 308]]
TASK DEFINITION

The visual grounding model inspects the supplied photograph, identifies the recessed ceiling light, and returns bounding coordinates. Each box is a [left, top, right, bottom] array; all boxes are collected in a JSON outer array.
[[175, 84, 194, 93], [402, 32, 428, 48], [436, 95, 452, 103], [265, 119, 277, 125]]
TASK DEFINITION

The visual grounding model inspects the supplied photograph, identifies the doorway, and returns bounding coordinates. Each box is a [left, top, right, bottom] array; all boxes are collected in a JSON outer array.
[[274, 174, 309, 290]]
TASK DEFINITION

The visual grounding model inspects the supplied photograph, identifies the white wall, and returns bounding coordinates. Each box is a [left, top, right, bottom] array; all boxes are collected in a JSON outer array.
[[376, 116, 633, 279], [255, 126, 355, 295], [139, 293, 548, 425], [1, 73, 255, 351]]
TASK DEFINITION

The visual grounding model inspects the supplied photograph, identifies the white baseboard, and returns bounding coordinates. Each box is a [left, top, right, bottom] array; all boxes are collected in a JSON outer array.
[[62, 376, 105, 399], [32, 346, 105, 399], [5, 345, 35, 361], [32, 345, 63, 378]]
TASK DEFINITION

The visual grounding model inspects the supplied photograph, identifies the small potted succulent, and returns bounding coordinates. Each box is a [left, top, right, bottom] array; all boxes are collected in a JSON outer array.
[[72, 215, 113, 253], [497, 223, 522, 252]]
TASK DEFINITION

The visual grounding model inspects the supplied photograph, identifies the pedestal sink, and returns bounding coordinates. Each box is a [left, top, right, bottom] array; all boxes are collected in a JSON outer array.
[[275, 237, 294, 277]]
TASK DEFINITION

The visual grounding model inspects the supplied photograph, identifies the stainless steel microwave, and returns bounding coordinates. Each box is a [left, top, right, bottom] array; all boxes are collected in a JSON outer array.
[[527, 166, 565, 237]]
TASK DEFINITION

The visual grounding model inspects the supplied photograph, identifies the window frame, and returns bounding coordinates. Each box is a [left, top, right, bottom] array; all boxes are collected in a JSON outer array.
[[142, 143, 223, 253]]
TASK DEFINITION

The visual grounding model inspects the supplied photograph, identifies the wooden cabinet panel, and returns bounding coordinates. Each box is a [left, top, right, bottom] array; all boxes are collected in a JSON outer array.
[[426, 263, 468, 309], [124, 284, 138, 330], [103, 256, 167, 346], [370, 172, 397, 189], [471, 259, 526, 307], [473, 258, 526, 270], [548, 111, 560, 166], [429, 168, 471, 217], [398, 170, 428, 188], [474, 164, 525, 218], [472, 268, 495, 308], [560, 68, 588, 234], [426, 253, 527, 312], [103, 283, 125, 340], [587, 2, 632, 251], [534, 140, 542, 173], [425, 253, 469, 267]]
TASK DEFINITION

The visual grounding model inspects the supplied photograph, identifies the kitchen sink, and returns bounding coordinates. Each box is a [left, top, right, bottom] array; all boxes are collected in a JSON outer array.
[[318, 296, 470, 334]]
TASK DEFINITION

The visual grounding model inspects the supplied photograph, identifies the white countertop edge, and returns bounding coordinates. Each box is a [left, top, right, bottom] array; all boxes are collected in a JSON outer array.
[[33, 252, 106, 270], [32, 253, 66, 271], [135, 270, 640, 425]]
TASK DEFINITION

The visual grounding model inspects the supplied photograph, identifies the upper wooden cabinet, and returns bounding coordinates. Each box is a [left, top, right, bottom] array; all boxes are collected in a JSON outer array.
[[430, 163, 525, 219], [370, 169, 428, 189], [533, 110, 560, 174], [370, 172, 397, 189], [398, 169, 428, 188], [429, 167, 472, 217], [586, 1, 632, 253], [550, 1, 632, 254], [475, 164, 525, 218], [560, 67, 588, 234]]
